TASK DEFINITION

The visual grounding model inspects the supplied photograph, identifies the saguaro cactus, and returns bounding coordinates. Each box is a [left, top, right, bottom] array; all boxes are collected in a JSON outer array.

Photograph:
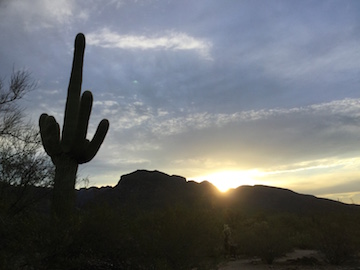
[[39, 33, 109, 219]]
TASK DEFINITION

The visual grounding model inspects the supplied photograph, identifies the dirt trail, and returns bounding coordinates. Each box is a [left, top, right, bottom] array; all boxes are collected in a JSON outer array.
[[217, 249, 358, 270]]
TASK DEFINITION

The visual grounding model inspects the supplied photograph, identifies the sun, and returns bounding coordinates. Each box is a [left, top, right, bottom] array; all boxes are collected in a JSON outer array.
[[193, 170, 261, 192]]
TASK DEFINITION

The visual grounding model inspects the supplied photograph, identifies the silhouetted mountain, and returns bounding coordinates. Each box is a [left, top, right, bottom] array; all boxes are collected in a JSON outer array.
[[225, 185, 360, 215], [115, 170, 187, 207], [76, 170, 360, 216], [77, 170, 219, 210]]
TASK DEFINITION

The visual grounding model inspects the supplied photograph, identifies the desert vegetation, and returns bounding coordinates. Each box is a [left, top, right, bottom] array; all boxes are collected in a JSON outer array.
[[1, 193, 360, 269]]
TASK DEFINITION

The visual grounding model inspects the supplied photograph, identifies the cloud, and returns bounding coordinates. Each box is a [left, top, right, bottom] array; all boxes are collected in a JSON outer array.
[[0, 0, 89, 31], [131, 97, 360, 180], [87, 28, 212, 59], [259, 40, 360, 81], [94, 98, 360, 166], [148, 98, 360, 136], [262, 157, 358, 176], [312, 179, 360, 196]]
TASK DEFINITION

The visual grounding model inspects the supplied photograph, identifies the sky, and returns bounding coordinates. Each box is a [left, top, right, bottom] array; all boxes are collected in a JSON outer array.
[[1, 0, 360, 203]]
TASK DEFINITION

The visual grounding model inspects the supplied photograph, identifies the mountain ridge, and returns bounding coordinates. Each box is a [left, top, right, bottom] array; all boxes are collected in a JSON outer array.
[[76, 169, 360, 215]]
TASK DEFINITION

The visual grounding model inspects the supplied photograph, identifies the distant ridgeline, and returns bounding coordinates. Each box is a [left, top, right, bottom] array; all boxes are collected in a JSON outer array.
[[75, 169, 360, 215]]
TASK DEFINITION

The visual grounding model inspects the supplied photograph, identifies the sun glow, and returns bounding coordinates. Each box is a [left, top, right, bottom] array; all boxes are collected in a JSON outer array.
[[193, 170, 262, 192]]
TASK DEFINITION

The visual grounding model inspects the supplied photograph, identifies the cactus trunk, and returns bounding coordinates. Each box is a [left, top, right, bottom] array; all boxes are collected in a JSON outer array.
[[52, 157, 78, 220]]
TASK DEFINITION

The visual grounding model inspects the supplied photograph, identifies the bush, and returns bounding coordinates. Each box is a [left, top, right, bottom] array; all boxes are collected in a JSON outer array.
[[318, 221, 356, 265], [237, 217, 293, 264], [69, 205, 223, 269]]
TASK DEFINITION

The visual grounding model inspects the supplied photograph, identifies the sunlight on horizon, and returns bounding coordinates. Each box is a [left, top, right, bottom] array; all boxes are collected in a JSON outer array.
[[192, 170, 264, 192]]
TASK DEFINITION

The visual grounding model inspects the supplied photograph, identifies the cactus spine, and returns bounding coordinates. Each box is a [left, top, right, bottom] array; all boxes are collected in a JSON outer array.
[[39, 33, 109, 219]]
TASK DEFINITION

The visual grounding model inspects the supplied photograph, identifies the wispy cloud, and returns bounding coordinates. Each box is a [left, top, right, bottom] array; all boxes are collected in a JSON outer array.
[[253, 39, 360, 81], [93, 97, 360, 139], [149, 98, 360, 136], [262, 157, 360, 176], [87, 28, 212, 59]]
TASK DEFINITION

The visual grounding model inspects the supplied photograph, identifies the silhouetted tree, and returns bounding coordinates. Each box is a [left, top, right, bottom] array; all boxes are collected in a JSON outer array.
[[0, 70, 35, 137], [0, 70, 54, 216]]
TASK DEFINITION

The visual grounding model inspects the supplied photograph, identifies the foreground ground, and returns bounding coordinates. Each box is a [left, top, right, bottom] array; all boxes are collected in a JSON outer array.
[[218, 250, 360, 270]]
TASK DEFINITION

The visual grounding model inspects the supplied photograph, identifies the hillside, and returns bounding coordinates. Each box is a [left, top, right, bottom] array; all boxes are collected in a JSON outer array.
[[77, 169, 360, 215]]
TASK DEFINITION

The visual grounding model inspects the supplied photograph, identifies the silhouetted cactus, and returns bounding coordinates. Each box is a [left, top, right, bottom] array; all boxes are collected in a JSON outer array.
[[39, 33, 109, 220]]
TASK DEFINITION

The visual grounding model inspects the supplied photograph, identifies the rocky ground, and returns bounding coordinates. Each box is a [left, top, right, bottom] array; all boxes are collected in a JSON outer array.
[[217, 250, 360, 270]]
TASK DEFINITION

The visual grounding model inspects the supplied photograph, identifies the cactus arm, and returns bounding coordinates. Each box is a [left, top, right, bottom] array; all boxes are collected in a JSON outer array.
[[71, 90, 93, 158], [62, 33, 85, 152], [76, 90, 93, 142], [39, 113, 62, 158], [79, 119, 109, 163]]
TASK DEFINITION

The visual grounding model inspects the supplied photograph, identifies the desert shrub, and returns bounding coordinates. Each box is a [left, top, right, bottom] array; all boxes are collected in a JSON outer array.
[[70, 206, 134, 267], [0, 212, 53, 270], [132, 205, 223, 269], [317, 220, 357, 265], [274, 214, 317, 250], [237, 217, 293, 264], [68, 204, 223, 269]]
